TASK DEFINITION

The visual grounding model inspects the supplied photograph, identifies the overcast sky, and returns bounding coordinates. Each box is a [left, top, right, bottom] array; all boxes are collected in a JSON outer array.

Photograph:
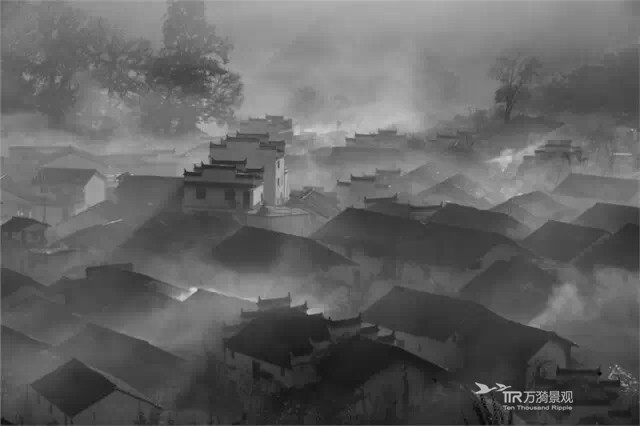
[[77, 1, 639, 131]]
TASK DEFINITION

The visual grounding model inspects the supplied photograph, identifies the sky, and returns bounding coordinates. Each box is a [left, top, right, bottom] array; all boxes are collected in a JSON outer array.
[[74, 1, 640, 132]]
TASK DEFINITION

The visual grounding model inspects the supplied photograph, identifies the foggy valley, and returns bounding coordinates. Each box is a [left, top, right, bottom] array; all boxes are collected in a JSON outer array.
[[0, 0, 639, 425]]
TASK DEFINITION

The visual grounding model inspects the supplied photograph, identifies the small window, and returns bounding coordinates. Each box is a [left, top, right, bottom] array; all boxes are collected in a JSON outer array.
[[277, 161, 280, 169], [195, 186, 206, 200], [225, 189, 235, 201], [277, 178, 280, 186]]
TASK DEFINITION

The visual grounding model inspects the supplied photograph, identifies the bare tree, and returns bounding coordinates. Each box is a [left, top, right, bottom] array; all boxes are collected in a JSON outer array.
[[489, 51, 541, 123]]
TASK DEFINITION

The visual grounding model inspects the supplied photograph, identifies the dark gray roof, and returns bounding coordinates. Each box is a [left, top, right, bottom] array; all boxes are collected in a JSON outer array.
[[31, 358, 160, 418], [553, 173, 639, 203], [572, 223, 639, 272], [522, 220, 610, 262], [428, 203, 531, 239], [1, 268, 47, 298], [1, 217, 49, 233], [572, 203, 639, 233]]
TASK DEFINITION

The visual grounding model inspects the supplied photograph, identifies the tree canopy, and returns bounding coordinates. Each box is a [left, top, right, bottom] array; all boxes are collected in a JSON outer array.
[[0, 0, 243, 137], [489, 51, 541, 123]]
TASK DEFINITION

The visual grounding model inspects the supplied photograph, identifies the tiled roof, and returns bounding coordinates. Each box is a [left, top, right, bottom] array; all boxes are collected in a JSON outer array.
[[0, 175, 38, 202], [572, 203, 639, 233], [53, 324, 184, 392], [364, 287, 574, 364], [490, 200, 546, 230], [56, 220, 134, 251], [2, 295, 87, 346], [212, 226, 355, 274], [522, 220, 610, 262], [37, 146, 109, 168], [312, 208, 519, 268], [1, 324, 50, 352], [416, 176, 494, 209], [316, 338, 446, 388], [1, 217, 49, 233], [225, 310, 330, 368], [1, 268, 47, 299], [33, 168, 102, 186], [427, 203, 531, 239], [459, 256, 560, 324], [503, 191, 570, 218], [553, 173, 639, 204], [31, 358, 160, 418], [572, 223, 639, 272]]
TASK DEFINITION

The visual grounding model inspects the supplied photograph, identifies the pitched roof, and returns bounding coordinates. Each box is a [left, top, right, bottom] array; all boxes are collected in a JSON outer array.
[[0, 175, 38, 203], [312, 208, 519, 268], [316, 338, 447, 388], [1, 217, 49, 233], [2, 295, 87, 345], [183, 289, 255, 322], [522, 221, 610, 262], [115, 175, 183, 201], [212, 226, 355, 274], [31, 358, 160, 418], [459, 257, 560, 324], [56, 220, 134, 251], [572, 203, 639, 233], [401, 163, 452, 185], [364, 287, 574, 364], [490, 200, 546, 230], [427, 203, 531, 239], [71, 200, 122, 222], [37, 146, 109, 168], [1, 325, 50, 352], [505, 191, 572, 218], [225, 311, 330, 368], [33, 168, 102, 186], [572, 223, 639, 272], [1, 268, 47, 299], [553, 173, 639, 203], [52, 324, 184, 391]]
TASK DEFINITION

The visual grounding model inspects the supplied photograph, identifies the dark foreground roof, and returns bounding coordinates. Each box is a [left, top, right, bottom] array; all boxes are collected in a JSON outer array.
[[459, 257, 560, 323], [1, 268, 47, 299], [572, 203, 639, 233], [522, 221, 610, 262], [572, 223, 639, 272], [31, 358, 160, 418], [553, 173, 639, 204], [317, 338, 447, 388], [428, 203, 531, 239]]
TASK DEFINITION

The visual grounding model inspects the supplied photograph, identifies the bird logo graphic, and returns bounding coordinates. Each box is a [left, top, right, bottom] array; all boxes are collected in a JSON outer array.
[[473, 382, 512, 395]]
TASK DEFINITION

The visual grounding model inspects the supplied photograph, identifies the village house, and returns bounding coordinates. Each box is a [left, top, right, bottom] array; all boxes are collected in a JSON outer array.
[[1, 175, 37, 223], [36, 146, 115, 180], [206, 134, 289, 206], [414, 174, 501, 209], [529, 367, 634, 425], [25, 358, 162, 426], [364, 196, 443, 222], [31, 168, 107, 227], [311, 208, 530, 292], [237, 115, 294, 145], [495, 190, 578, 222], [396, 162, 452, 195], [5, 145, 70, 183], [223, 309, 331, 392], [1, 217, 49, 273], [334, 173, 395, 209], [518, 140, 586, 183], [345, 128, 410, 150], [363, 287, 578, 390], [183, 159, 264, 213], [552, 173, 640, 210]]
